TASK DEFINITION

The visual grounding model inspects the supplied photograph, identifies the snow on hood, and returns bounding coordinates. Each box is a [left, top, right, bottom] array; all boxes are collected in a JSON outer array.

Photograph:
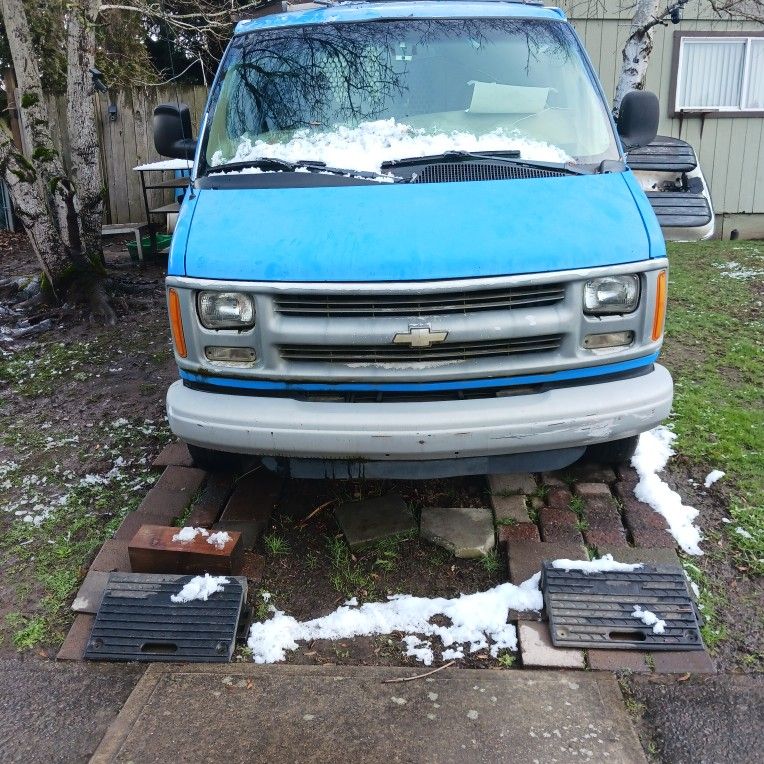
[[211, 119, 570, 176]]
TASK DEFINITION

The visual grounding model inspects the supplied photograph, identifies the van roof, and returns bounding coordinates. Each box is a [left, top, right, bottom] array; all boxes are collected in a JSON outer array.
[[234, 1, 567, 36]]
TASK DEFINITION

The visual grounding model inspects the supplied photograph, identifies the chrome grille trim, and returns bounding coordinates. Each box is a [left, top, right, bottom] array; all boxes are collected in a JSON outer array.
[[279, 334, 563, 364], [274, 284, 565, 317]]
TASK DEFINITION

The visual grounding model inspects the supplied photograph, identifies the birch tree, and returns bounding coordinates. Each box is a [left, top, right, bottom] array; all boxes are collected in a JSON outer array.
[[613, 0, 763, 114], [0, 0, 112, 318], [0, 0, 264, 320]]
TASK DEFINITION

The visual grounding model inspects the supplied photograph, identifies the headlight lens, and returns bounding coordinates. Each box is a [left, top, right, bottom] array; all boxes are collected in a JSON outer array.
[[583, 275, 640, 315], [197, 291, 255, 329]]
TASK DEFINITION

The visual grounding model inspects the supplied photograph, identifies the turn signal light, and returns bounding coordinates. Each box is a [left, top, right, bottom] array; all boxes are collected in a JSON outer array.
[[652, 270, 667, 341], [168, 288, 187, 358]]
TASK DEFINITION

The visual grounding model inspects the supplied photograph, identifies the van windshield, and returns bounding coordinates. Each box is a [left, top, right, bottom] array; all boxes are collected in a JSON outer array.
[[204, 18, 619, 175]]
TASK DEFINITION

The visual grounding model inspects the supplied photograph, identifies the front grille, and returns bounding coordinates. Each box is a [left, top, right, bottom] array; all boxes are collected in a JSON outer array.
[[279, 334, 563, 364], [274, 284, 565, 317], [411, 162, 567, 184]]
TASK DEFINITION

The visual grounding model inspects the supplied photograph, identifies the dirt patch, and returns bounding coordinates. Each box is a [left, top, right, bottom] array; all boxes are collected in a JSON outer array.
[[663, 458, 763, 672], [250, 476, 503, 668]]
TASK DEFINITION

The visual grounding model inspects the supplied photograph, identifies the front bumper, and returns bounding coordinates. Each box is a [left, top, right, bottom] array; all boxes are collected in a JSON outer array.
[[167, 364, 673, 462]]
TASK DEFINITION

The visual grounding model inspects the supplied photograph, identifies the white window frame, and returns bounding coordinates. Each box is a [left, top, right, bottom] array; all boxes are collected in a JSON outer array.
[[674, 33, 764, 115]]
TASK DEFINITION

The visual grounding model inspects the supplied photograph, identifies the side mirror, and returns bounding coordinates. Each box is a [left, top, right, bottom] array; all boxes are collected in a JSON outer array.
[[617, 91, 659, 151], [153, 103, 197, 159]]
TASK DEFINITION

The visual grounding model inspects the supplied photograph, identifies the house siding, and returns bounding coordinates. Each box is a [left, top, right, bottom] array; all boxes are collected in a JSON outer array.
[[562, 0, 764, 236]]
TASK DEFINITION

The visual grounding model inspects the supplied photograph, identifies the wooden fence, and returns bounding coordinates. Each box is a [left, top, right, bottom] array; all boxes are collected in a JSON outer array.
[[46, 85, 209, 226]]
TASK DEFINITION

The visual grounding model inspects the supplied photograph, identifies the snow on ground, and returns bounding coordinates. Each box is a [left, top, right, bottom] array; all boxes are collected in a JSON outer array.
[[211, 118, 570, 177], [170, 574, 229, 604], [172, 526, 209, 543], [631, 426, 703, 555], [247, 574, 543, 665], [632, 605, 667, 634], [206, 530, 231, 549], [704, 469, 725, 488], [735, 527, 753, 540], [716, 260, 764, 280], [551, 554, 642, 574]]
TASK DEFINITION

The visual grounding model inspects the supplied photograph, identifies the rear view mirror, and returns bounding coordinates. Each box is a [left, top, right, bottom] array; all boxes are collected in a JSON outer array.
[[154, 103, 197, 159], [617, 91, 659, 151]]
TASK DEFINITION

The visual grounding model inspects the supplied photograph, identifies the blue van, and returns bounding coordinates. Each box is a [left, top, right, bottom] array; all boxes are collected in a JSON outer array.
[[156, 0, 678, 479]]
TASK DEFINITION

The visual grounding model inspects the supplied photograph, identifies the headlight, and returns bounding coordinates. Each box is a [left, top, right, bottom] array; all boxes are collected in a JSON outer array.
[[583, 275, 640, 315], [197, 291, 255, 329]]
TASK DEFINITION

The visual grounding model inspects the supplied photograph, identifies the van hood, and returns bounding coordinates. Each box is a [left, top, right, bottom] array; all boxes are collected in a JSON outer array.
[[174, 171, 663, 282]]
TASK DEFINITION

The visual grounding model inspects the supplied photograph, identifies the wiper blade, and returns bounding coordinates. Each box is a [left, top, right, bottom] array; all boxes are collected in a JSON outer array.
[[381, 149, 519, 170], [301, 163, 404, 183], [206, 158, 403, 182], [381, 151, 591, 175], [206, 158, 329, 175]]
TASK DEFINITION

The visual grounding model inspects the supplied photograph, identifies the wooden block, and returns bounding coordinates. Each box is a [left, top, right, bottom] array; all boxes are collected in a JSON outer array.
[[57, 615, 95, 661], [152, 441, 195, 469], [128, 525, 243, 575], [186, 472, 237, 528]]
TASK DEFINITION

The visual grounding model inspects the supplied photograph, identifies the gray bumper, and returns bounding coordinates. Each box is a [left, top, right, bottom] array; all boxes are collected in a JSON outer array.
[[166, 365, 673, 461]]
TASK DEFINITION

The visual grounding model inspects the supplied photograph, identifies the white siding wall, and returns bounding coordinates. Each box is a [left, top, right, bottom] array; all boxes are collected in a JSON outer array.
[[561, 0, 764, 227]]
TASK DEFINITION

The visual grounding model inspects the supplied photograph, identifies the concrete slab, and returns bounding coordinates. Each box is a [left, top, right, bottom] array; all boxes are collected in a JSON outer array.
[[91, 664, 646, 764], [72, 570, 110, 613], [518, 621, 586, 669], [334, 494, 416, 550], [420, 506, 494, 559]]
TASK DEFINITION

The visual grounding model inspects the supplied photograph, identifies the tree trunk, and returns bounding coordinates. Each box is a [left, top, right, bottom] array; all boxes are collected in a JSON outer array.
[[613, 0, 662, 115], [66, 0, 105, 266], [0, 0, 112, 319], [0, 0, 70, 290]]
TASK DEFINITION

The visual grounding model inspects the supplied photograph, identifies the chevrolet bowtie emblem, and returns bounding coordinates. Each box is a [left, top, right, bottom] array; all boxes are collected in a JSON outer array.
[[392, 326, 449, 348]]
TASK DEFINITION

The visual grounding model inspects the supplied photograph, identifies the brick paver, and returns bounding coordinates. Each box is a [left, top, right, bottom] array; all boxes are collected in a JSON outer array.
[[152, 440, 195, 469], [488, 473, 536, 496], [498, 522, 541, 545]]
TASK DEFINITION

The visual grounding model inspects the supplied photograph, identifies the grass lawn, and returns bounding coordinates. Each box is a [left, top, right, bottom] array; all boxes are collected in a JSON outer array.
[[663, 240, 763, 574]]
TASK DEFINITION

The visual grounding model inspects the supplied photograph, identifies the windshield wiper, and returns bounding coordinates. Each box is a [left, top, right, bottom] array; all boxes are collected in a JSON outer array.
[[206, 158, 404, 182], [206, 158, 321, 174], [381, 150, 592, 175]]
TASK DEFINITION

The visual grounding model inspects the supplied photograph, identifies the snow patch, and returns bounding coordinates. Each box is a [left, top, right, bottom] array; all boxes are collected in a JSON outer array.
[[247, 574, 543, 664], [631, 426, 703, 555], [170, 574, 229, 603], [551, 554, 642, 574], [212, 119, 570, 177], [206, 531, 231, 550], [717, 260, 764, 280], [734, 527, 753, 540], [632, 605, 666, 634], [703, 470, 725, 488], [172, 526, 209, 543]]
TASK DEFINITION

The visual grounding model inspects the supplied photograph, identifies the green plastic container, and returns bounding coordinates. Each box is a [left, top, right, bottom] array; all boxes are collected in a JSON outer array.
[[126, 233, 173, 262]]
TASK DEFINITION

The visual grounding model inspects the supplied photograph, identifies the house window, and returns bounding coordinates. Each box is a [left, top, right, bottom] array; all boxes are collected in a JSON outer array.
[[675, 35, 764, 113]]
